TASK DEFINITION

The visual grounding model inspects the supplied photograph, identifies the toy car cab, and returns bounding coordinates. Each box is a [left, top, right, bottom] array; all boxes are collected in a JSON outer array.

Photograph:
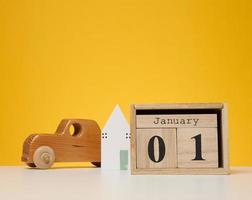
[[21, 119, 101, 169]]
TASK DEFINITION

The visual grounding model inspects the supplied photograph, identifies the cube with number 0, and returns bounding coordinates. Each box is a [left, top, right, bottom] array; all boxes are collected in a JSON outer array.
[[137, 128, 177, 169]]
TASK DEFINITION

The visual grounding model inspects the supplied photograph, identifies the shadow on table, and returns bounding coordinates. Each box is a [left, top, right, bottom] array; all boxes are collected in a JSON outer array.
[[23, 162, 100, 170]]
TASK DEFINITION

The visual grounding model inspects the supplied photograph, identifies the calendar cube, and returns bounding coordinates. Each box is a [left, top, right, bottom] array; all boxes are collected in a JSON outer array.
[[137, 128, 177, 169], [177, 128, 218, 168]]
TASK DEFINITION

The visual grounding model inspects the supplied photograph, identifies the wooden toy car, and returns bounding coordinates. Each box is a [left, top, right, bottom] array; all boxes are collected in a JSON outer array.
[[21, 119, 101, 169]]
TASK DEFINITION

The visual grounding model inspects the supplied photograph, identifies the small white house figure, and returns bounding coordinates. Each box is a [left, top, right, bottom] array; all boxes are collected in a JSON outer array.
[[101, 105, 130, 170]]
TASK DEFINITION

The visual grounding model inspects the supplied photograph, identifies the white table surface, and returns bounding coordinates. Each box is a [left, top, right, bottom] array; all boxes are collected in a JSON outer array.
[[0, 166, 251, 200]]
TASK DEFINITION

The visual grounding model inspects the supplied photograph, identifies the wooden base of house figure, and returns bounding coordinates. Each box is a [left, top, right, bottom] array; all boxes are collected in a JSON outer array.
[[101, 105, 130, 170]]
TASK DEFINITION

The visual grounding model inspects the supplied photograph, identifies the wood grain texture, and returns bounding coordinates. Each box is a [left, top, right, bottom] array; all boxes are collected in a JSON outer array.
[[177, 128, 218, 168], [222, 104, 230, 172], [136, 114, 217, 128], [130, 105, 137, 172], [136, 128, 177, 169], [21, 119, 101, 167], [131, 168, 229, 175]]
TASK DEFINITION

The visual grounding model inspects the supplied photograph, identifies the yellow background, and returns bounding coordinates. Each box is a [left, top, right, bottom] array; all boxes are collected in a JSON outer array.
[[0, 0, 251, 166]]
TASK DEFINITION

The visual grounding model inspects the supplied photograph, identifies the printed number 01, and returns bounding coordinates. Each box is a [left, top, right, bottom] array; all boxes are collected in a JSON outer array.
[[147, 134, 205, 163]]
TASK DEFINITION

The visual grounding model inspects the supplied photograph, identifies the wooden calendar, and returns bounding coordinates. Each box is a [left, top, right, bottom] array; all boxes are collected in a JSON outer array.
[[130, 103, 229, 175]]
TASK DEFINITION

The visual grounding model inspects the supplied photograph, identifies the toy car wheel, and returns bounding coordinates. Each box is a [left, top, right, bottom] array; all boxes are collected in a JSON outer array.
[[26, 163, 36, 168], [33, 146, 55, 169], [91, 162, 101, 167]]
